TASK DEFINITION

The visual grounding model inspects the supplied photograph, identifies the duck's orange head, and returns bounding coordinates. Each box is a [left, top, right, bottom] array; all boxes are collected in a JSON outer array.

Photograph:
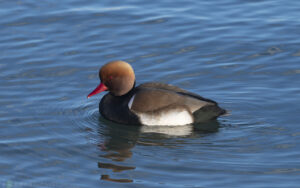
[[87, 60, 135, 98]]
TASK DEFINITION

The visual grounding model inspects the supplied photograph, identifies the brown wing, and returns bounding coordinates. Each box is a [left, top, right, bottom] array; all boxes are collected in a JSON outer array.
[[138, 82, 217, 104], [131, 83, 213, 113], [130, 88, 183, 112]]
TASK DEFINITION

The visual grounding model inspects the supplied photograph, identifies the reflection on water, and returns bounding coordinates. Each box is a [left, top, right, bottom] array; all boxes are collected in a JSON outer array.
[[140, 125, 194, 136], [97, 120, 139, 183], [97, 118, 220, 183], [98, 162, 135, 172], [101, 175, 133, 183]]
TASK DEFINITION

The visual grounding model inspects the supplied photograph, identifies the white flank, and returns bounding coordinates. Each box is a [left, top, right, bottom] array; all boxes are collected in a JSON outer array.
[[136, 109, 193, 126], [128, 94, 135, 109]]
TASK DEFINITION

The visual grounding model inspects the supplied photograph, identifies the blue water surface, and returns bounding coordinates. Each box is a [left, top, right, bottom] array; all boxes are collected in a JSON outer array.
[[0, 0, 300, 187]]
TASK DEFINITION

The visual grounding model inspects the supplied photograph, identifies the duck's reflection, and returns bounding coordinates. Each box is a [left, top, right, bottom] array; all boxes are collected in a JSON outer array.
[[140, 124, 193, 136], [98, 162, 135, 172], [98, 119, 139, 161], [100, 175, 133, 183], [97, 119, 139, 183], [97, 117, 220, 183]]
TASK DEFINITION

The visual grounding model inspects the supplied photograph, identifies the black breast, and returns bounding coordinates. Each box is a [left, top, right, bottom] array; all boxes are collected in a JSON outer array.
[[99, 90, 141, 125]]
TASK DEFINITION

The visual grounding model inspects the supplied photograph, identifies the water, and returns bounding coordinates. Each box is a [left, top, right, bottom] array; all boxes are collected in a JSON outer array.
[[1, 0, 300, 187]]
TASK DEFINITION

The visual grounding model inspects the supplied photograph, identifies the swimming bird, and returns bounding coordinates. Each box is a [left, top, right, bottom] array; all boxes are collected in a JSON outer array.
[[88, 60, 226, 126]]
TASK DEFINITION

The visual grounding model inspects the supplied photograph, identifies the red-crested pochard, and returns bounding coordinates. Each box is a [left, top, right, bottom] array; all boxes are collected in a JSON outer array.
[[88, 60, 226, 126]]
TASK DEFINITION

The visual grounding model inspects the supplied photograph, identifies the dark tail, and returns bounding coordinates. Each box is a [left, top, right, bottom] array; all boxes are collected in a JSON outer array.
[[193, 105, 227, 123]]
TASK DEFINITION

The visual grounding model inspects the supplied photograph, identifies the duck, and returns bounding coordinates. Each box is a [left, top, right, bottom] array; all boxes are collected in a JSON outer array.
[[87, 60, 226, 126]]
